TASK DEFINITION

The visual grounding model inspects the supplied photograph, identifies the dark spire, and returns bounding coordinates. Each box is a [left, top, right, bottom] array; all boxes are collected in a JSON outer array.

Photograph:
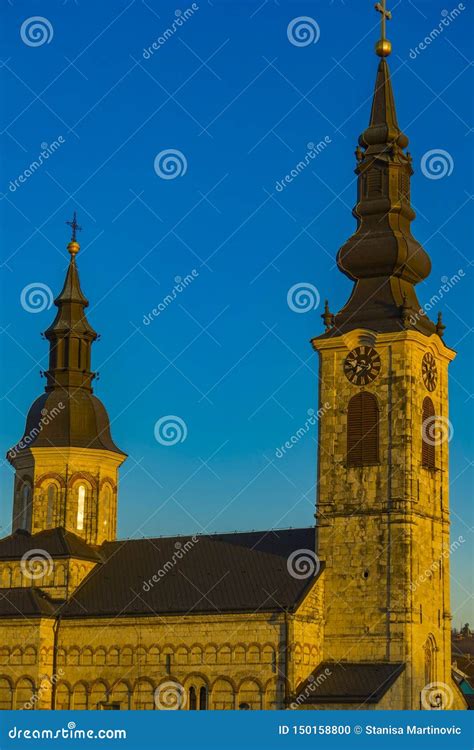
[[43, 216, 97, 392], [7, 216, 125, 459], [324, 51, 435, 338]]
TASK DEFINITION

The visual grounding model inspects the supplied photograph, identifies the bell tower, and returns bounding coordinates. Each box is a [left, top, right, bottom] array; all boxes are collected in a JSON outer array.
[[312, 7, 460, 710], [8, 216, 126, 546]]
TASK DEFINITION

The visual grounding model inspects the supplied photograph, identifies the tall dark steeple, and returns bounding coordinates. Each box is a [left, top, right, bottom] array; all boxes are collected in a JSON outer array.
[[323, 5, 436, 338], [8, 216, 126, 543], [44, 213, 97, 393], [9, 217, 124, 456], [310, 4, 458, 710]]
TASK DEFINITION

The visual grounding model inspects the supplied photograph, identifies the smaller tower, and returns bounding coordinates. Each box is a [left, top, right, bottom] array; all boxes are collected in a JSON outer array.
[[7, 216, 126, 545]]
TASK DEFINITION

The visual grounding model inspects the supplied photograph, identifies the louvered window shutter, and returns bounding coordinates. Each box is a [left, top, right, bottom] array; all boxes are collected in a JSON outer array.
[[347, 393, 379, 466], [422, 397, 436, 469]]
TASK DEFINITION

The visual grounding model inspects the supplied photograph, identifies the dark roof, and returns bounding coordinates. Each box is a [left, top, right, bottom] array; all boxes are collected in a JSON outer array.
[[453, 656, 474, 683], [293, 662, 405, 706], [465, 694, 474, 710], [62, 527, 320, 618], [452, 636, 474, 656], [0, 588, 59, 618], [0, 528, 101, 562], [7, 388, 125, 457]]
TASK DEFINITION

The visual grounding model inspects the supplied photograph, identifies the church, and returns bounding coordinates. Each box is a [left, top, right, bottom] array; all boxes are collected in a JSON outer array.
[[0, 8, 467, 711]]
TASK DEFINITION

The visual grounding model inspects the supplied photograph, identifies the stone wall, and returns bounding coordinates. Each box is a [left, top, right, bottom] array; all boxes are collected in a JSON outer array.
[[312, 329, 457, 709], [0, 578, 324, 710]]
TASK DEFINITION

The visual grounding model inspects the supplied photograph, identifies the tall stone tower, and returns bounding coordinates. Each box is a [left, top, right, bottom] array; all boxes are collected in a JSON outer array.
[[312, 21, 457, 708], [8, 217, 126, 546]]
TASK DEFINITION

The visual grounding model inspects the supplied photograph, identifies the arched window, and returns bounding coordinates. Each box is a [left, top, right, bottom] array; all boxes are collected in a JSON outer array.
[[189, 686, 197, 710], [46, 485, 57, 528], [422, 397, 436, 469], [199, 686, 207, 710], [424, 635, 437, 684], [347, 393, 379, 466], [77, 485, 86, 531]]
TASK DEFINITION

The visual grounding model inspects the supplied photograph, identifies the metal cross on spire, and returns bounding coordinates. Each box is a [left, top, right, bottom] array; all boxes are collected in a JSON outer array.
[[374, 0, 392, 57], [66, 211, 82, 243]]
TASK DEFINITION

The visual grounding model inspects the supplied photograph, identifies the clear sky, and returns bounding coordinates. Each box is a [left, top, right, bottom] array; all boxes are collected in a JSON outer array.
[[0, 0, 472, 623]]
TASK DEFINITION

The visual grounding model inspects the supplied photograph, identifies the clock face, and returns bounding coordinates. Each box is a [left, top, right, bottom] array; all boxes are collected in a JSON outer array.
[[344, 346, 381, 386], [422, 352, 437, 392]]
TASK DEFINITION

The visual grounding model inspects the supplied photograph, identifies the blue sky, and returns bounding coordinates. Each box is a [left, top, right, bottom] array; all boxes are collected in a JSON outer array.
[[0, 0, 472, 623]]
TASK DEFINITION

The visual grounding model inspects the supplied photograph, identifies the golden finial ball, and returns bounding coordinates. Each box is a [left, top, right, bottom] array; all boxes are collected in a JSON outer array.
[[67, 240, 80, 256], [375, 39, 392, 57]]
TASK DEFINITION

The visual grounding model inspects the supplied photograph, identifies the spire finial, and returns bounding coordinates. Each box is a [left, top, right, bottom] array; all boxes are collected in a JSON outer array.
[[321, 300, 335, 332], [65, 211, 82, 256], [436, 312, 446, 338], [375, 1, 392, 57]]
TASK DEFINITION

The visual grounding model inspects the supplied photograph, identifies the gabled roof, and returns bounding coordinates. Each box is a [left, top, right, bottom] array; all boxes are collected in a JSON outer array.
[[61, 527, 321, 618], [293, 662, 405, 706], [0, 587, 59, 618], [0, 528, 101, 562]]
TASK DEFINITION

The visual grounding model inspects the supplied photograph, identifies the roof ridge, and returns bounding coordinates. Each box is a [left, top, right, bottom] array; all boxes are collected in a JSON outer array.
[[105, 526, 315, 544]]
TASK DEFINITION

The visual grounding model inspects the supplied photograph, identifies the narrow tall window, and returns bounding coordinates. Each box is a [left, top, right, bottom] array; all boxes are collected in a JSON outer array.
[[199, 686, 208, 710], [347, 393, 379, 466], [77, 485, 85, 531], [46, 485, 57, 527], [103, 485, 112, 530], [422, 397, 436, 469], [19, 485, 30, 529], [189, 687, 197, 710]]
